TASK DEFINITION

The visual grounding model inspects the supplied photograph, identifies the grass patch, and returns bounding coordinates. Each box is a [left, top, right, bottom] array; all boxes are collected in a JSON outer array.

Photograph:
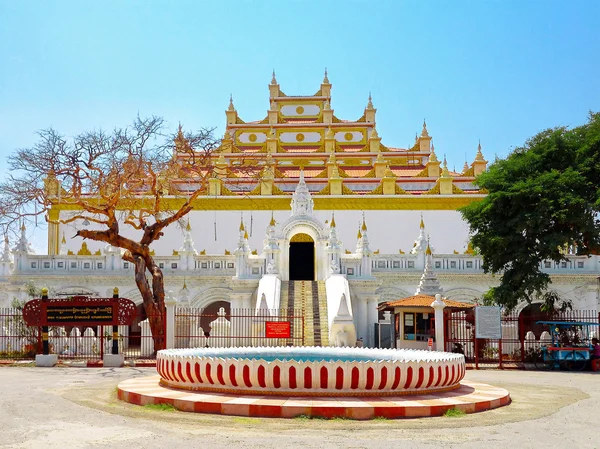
[[373, 416, 389, 421], [293, 414, 311, 421], [443, 408, 466, 418], [143, 403, 176, 412]]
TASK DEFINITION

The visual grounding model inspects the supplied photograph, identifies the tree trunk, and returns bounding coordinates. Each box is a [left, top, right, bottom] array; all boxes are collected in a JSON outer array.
[[133, 254, 165, 353]]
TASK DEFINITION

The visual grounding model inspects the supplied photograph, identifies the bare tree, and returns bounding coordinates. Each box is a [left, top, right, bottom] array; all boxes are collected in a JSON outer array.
[[0, 116, 226, 351]]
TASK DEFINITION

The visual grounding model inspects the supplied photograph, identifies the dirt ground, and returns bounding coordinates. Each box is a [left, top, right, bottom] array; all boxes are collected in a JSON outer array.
[[0, 366, 599, 448]]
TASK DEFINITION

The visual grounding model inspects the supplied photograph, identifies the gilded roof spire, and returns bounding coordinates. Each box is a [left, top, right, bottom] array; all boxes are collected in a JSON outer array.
[[441, 155, 450, 177], [271, 70, 277, 85], [61, 232, 66, 244], [183, 278, 187, 290], [383, 164, 395, 178], [367, 92, 374, 109], [239, 217, 245, 232], [228, 94, 235, 112], [463, 161, 469, 173], [420, 213, 425, 229], [426, 239, 432, 256], [186, 219, 191, 232], [357, 224, 362, 240], [361, 212, 367, 231], [370, 127, 379, 139], [421, 119, 429, 137], [429, 142, 438, 162], [323, 68, 329, 84], [269, 212, 276, 227], [415, 132, 418, 144], [244, 229, 249, 240], [475, 140, 485, 161], [330, 213, 336, 228]]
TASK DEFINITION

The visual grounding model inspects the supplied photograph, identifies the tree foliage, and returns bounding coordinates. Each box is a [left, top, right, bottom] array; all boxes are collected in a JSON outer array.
[[0, 116, 223, 351], [461, 112, 600, 310]]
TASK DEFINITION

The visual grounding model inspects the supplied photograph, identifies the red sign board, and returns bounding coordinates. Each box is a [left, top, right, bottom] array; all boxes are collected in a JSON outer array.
[[427, 338, 434, 347], [265, 321, 291, 338], [23, 296, 136, 327]]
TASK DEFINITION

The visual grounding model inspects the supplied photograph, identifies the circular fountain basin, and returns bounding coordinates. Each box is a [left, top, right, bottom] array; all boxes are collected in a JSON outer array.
[[157, 346, 465, 396]]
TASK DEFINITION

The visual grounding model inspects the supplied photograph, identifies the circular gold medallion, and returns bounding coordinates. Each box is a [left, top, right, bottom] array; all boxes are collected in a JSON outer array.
[[296, 106, 305, 115], [296, 133, 305, 142], [248, 133, 257, 142], [344, 132, 353, 141]]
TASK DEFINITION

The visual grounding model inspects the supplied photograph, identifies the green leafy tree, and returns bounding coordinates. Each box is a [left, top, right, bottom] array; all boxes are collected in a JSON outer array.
[[461, 112, 600, 310]]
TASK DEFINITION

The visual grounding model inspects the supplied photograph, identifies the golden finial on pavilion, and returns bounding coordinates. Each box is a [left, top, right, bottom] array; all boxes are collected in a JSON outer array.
[[269, 212, 276, 227], [415, 132, 418, 144], [421, 119, 429, 137], [420, 213, 425, 229], [330, 213, 336, 228], [367, 92, 374, 109], [271, 70, 277, 85], [244, 229, 248, 240], [361, 213, 367, 231], [239, 218, 245, 231], [475, 139, 485, 161], [228, 94, 235, 112], [186, 219, 191, 232], [357, 226, 362, 240], [61, 232, 66, 244], [384, 164, 395, 178], [323, 68, 329, 84], [426, 241, 432, 256], [370, 127, 379, 139], [462, 161, 469, 173], [183, 278, 187, 290], [429, 142, 438, 162], [441, 155, 450, 177]]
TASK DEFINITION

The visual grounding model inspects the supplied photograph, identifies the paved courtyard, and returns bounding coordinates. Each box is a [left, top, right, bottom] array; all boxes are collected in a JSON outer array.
[[0, 366, 598, 448]]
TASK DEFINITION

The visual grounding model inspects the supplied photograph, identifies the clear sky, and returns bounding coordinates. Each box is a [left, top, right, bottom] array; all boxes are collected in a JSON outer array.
[[1, 0, 599, 174]]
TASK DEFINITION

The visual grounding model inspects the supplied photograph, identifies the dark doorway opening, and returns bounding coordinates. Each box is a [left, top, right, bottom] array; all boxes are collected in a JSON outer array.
[[289, 242, 315, 280]]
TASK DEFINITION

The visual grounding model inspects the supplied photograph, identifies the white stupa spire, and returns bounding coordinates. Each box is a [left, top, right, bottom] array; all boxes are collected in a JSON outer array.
[[410, 213, 428, 254], [415, 239, 444, 296], [290, 169, 314, 217], [1, 235, 12, 262], [179, 219, 197, 255]]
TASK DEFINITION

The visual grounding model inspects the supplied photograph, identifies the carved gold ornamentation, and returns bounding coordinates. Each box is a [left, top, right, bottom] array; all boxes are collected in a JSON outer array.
[[172, 250, 179, 256], [77, 242, 92, 256], [249, 133, 257, 142], [296, 106, 305, 114], [224, 249, 231, 255], [344, 132, 353, 141], [296, 133, 305, 142]]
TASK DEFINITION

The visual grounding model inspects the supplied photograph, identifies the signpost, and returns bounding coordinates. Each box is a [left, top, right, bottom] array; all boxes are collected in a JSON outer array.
[[22, 288, 136, 367], [475, 306, 502, 339], [265, 321, 291, 339]]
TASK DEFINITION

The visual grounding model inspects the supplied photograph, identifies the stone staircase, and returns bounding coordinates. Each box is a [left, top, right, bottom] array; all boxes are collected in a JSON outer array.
[[279, 281, 329, 346]]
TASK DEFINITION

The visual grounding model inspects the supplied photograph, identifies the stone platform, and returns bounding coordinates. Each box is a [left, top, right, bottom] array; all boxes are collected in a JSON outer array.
[[118, 375, 510, 419]]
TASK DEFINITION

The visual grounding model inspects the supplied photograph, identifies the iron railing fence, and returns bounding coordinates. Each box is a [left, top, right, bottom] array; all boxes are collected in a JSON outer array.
[[0, 307, 163, 361], [444, 309, 600, 369], [175, 307, 305, 348]]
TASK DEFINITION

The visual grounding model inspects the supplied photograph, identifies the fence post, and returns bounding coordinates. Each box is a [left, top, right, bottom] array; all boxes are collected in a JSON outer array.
[[431, 294, 446, 351], [112, 288, 119, 355], [34, 287, 58, 367], [165, 291, 176, 349]]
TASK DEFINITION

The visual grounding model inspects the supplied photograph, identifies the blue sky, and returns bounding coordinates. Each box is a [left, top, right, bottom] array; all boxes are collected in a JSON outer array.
[[1, 0, 599, 175]]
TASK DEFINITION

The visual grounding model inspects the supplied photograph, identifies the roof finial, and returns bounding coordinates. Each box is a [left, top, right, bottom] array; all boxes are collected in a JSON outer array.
[[323, 67, 329, 84], [357, 224, 362, 240], [421, 119, 429, 137], [186, 219, 191, 232], [370, 126, 379, 139], [367, 92, 374, 109], [361, 212, 367, 231], [475, 139, 485, 161], [429, 141, 438, 162], [61, 232, 66, 244], [441, 155, 450, 177], [183, 278, 187, 290], [330, 212, 336, 228], [420, 213, 425, 229], [271, 69, 277, 85], [228, 94, 235, 111], [426, 238, 432, 256], [239, 216, 245, 231], [269, 212, 276, 227], [415, 132, 418, 144]]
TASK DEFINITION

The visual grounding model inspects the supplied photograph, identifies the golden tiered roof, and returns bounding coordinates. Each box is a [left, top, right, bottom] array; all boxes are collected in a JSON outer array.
[[172, 71, 487, 198]]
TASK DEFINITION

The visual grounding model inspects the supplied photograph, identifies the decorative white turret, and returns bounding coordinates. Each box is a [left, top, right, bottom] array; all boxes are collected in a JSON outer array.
[[290, 170, 314, 217], [326, 214, 342, 275], [59, 233, 68, 256], [178, 219, 197, 270], [0, 235, 13, 277], [234, 218, 250, 278], [13, 223, 33, 255], [263, 213, 280, 274], [355, 214, 373, 277], [410, 214, 429, 269], [415, 240, 444, 296]]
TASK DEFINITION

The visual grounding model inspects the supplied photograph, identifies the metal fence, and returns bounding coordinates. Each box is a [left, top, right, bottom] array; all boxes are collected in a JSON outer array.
[[445, 308, 600, 369], [0, 307, 163, 361], [174, 307, 305, 348]]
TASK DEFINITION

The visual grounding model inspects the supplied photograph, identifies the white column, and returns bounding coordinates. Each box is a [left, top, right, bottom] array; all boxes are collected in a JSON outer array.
[[366, 297, 378, 347], [356, 297, 368, 345], [165, 290, 177, 349], [431, 294, 446, 352]]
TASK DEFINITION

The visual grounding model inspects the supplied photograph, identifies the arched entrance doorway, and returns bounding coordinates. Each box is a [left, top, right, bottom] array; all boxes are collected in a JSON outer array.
[[289, 233, 315, 280]]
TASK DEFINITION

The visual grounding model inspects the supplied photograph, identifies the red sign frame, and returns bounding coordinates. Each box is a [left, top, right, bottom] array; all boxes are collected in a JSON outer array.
[[23, 296, 136, 327], [265, 321, 291, 338]]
